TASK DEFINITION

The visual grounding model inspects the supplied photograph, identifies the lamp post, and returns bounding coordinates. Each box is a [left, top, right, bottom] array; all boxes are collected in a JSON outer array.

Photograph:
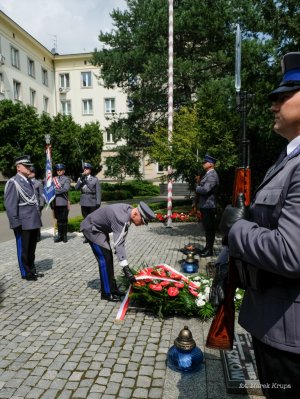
[[166, 0, 174, 228]]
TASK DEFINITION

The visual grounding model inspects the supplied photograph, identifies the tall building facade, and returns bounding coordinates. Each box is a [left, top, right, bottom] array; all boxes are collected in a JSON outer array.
[[0, 11, 166, 182]]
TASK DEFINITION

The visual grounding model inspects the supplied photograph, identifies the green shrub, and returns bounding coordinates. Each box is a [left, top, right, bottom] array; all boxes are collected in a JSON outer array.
[[69, 189, 81, 204], [68, 215, 83, 232], [102, 190, 133, 201]]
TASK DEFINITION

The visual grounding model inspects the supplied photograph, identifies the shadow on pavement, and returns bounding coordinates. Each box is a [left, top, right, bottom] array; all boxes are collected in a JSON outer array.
[[87, 278, 100, 291], [36, 258, 54, 272]]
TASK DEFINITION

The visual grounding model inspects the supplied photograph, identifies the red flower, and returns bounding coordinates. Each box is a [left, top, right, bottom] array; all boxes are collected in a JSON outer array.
[[189, 288, 199, 297], [152, 268, 167, 277], [137, 268, 153, 276], [160, 280, 171, 287], [134, 281, 146, 287], [168, 287, 179, 297], [174, 282, 184, 289], [169, 272, 182, 280], [149, 284, 163, 291]]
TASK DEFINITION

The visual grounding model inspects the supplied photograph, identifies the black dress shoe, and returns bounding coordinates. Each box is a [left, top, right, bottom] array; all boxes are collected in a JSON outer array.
[[101, 293, 121, 302], [34, 272, 44, 278], [113, 289, 125, 297], [22, 274, 38, 281], [200, 249, 213, 258]]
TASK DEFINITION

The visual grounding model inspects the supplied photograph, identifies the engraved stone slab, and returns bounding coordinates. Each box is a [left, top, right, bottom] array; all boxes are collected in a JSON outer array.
[[221, 333, 264, 395]]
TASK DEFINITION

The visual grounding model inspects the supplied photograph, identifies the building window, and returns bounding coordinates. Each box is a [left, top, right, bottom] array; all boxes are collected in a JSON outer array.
[[59, 73, 70, 88], [82, 99, 93, 115], [104, 98, 115, 113], [157, 163, 166, 173], [106, 130, 114, 143], [81, 71, 92, 87], [127, 98, 134, 112], [0, 73, 4, 94], [42, 68, 48, 86], [43, 96, 49, 113], [30, 89, 36, 107], [11, 47, 20, 69], [28, 58, 35, 78], [61, 100, 71, 115], [13, 80, 21, 100]]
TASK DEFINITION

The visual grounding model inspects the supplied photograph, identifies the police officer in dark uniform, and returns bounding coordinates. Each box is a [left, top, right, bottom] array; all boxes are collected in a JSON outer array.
[[53, 163, 71, 243], [219, 52, 300, 399], [80, 202, 155, 302], [75, 162, 101, 242], [29, 166, 45, 242], [196, 154, 219, 257], [4, 155, 44, 281]]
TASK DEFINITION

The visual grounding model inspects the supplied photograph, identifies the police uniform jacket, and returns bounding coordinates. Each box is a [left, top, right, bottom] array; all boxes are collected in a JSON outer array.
[[196, 169, 219, 208], [75, 175, 101, 207], [4, 173, 42, 230], [31, 178, 45, 208], [80, 204, 132, 266], [54, 175, 71, 206], [228, 143, 300, 354]]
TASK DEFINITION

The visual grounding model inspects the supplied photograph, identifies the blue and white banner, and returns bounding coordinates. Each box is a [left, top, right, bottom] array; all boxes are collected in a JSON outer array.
[[43, 144, 55, 205]]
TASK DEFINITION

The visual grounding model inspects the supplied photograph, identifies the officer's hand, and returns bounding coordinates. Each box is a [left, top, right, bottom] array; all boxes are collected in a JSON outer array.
[[219, 193, 248, 237], [209, 262, 229, 308]]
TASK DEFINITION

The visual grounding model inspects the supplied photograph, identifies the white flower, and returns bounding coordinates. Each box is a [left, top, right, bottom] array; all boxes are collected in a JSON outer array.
[[193, 276, 201, 281], [235, 293, 242, 300], [201, 279, 210, 284], [195, 297, 206, 307], [192, 281, 201, 287]]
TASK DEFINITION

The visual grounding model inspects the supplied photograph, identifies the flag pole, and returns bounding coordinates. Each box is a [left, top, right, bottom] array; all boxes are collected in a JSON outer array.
[[44, 134, 56, 238], [166, 0, 173, 228]]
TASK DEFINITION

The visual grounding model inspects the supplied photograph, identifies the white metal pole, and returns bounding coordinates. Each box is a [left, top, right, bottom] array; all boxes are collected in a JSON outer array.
[[166, 0, 173, 228]]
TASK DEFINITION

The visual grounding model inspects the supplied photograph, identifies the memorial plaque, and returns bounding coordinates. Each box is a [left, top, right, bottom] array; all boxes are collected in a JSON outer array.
[[221, 333, 263, 395]]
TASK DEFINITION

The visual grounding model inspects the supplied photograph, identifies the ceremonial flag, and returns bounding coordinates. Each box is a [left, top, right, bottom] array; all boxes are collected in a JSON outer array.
[[43, 144, 55, 205]]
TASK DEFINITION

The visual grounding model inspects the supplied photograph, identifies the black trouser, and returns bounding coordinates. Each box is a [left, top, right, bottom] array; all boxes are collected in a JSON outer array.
[[54, 206, 69, 239], [252, 335, 300, 399], [200, 208, 216, 250], [81, 206, 97, 219], [14, 228, 38, 278], [89, 243, 117, 295]]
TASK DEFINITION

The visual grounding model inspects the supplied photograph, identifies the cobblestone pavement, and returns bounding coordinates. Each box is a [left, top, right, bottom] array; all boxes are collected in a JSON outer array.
[[0, 222, 264, 399]]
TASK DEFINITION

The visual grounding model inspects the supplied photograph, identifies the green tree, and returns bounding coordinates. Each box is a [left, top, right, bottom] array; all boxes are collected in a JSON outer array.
[[0, 101, 103, 180], [0, 100, 44, 177], [104, 145, 142, 183]]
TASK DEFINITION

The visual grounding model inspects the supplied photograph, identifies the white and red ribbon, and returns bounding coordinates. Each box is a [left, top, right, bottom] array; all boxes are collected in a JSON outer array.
[[115, 264, 199, 321]]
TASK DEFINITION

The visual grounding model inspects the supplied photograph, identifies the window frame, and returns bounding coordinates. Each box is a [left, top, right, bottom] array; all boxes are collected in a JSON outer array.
[[104, 98, 116, 113], [11, 46, 20, 69], [81, 71, 92, 88], [28, 58, 35, 78], [82, 99, 93, 115], [42, 68, 48, 86], [60, 100, 71, 115]]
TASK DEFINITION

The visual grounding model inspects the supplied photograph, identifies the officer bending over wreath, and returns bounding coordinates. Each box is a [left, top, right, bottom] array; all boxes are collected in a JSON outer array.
[[80, 202, 155, 302]]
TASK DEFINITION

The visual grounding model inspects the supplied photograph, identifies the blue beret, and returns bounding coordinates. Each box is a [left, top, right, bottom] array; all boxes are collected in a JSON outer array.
[[202, 154, 217, 164], [55, 163, 65, 170], [83, 162, 93, 169], [269, 52, 300, 100], [137, 201, 156, 225]]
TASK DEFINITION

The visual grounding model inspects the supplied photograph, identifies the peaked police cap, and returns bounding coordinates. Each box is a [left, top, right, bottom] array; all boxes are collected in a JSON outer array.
[[269, 52, 300, 100]]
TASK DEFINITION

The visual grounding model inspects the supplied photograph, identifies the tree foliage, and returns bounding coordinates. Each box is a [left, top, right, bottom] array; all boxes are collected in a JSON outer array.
[[0, 100, 103, 180], [104, 145, 142, 183], [92, 0, 300, 193]]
